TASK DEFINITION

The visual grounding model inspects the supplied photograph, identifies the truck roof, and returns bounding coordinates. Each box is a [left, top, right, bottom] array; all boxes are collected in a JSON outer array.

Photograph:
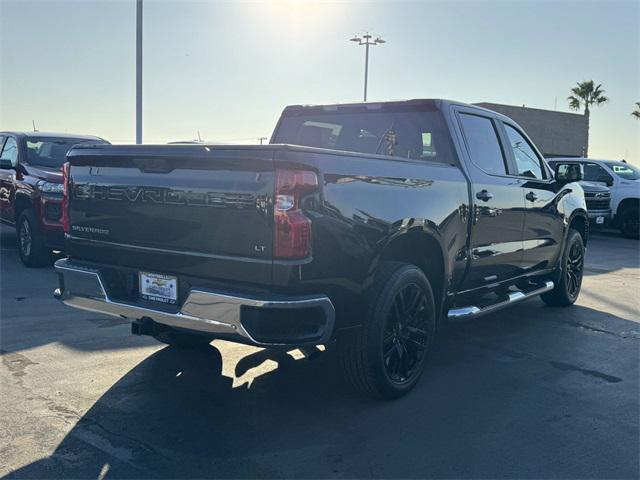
[[282, 98, 488, 112], [0, 131, 106, 141], [281, 98, 514, 122]]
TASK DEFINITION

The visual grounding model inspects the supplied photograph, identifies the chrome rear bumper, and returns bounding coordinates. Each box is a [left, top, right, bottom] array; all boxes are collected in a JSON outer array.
[[54, 259, 335, 347]]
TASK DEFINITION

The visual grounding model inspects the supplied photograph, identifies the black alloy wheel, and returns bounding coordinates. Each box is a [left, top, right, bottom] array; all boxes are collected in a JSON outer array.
[[565, 240, 584, 299], [542, 229, 584, 307], [382, 283, 430, 385], [339, 262, 437, 399]]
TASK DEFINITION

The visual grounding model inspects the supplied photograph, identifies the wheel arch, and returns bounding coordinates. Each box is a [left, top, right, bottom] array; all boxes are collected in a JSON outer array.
[[616, 197, 639, 217], [14, 192, 33, 223], [567, 209, 588, 247], [374, 226, 447, 322]]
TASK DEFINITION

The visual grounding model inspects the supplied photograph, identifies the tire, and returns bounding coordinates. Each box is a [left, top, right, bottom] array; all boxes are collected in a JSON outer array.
[[153, 329, 212, 349], [619, 207, 639, 239], [16, 209, 52, 268], [338, 262, 437, 399], [541, 229, 585, 307]]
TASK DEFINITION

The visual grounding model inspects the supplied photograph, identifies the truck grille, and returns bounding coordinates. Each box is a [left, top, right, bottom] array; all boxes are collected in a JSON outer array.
[[584, 192, 610, 211]]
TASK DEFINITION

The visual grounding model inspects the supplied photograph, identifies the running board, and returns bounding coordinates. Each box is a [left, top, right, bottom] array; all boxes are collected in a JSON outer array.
[[447, 281, 554, 322]]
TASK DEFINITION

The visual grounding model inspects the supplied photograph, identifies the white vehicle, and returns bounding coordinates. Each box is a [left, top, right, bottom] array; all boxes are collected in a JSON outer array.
[[551, 158, 640, 239]]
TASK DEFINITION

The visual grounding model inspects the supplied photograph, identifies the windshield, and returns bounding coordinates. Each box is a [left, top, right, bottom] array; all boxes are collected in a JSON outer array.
[[273, 109, 457, 165], [25, 137, 102, 168], [603, 161, 640, 180]]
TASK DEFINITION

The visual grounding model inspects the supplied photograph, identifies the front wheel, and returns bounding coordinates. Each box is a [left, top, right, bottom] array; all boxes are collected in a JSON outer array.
[[619, 207, 639, 239], [541, 229, 585, 307], [338, 262, 437, 399]]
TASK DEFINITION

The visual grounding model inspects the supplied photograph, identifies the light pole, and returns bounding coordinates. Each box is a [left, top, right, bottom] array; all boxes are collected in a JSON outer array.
[[350, 33, 385, 102], [136, 0, 143, 144]]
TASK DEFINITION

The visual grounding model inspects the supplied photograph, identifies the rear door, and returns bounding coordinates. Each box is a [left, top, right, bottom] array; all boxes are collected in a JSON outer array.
[[455, 108, 527, 290], [500, 122, 564, 273]]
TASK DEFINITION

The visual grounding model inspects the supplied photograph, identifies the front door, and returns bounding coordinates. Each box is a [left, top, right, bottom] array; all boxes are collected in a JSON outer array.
[[500, 122, 565, 273], [0, 136, 18, 224], [455, 110, 527, 290]]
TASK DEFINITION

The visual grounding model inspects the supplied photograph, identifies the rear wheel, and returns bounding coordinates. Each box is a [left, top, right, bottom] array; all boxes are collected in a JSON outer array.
[[542, 229, 585, 307], [153, 329, 212, 349], [17, 209, 52, 268], [338, 262, 437, 399], [619, 206, 639, 239]]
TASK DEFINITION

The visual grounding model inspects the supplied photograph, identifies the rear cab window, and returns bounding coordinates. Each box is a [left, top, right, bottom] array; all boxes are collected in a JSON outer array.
[[272, 103, 457, 165]]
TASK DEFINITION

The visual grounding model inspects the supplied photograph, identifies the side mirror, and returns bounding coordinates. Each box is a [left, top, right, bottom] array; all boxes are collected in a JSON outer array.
[[554, 162, 583, 183], [0, 159, 15, 170], [597, 175, 614, 187]]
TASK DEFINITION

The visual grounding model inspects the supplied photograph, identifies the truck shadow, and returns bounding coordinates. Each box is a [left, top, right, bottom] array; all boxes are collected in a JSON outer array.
[[6, 304, 639, 479]]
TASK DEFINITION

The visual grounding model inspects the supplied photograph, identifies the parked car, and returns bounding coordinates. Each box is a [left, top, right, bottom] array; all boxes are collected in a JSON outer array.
[[549, 158, 639, 239], [53, 100, 588, 399], [0, 132, 109, 266], [547, 160, 611, 226]]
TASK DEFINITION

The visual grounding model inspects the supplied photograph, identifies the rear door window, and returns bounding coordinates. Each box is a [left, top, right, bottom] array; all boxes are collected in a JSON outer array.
[[459, 113, 507, 175]]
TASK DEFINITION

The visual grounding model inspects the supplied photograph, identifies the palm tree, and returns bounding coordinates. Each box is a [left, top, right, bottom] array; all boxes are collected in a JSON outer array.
[[632, 102, 640, 119], [567, 80, 609, 156]]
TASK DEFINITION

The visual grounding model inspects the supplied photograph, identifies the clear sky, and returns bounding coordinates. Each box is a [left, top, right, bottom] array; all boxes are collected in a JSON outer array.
[[1, 0, 638, 163]]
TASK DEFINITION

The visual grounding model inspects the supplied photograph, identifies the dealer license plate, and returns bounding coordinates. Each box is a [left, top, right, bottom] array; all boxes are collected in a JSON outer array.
[[139, 272, 178, 304]]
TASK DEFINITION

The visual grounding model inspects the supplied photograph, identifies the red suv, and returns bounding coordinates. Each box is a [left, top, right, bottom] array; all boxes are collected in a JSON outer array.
[[0, 132, 109, 267]]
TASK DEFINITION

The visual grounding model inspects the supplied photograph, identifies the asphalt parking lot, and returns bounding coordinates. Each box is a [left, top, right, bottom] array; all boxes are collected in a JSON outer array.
[[1, 225, 638, 479]]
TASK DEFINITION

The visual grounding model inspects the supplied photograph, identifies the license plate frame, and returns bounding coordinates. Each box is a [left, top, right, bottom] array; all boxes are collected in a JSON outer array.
[[139, 272, 178, 305]]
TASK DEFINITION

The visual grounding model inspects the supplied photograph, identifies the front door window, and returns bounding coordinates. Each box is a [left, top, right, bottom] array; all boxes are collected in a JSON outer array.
[[0, 137, 18, 167]]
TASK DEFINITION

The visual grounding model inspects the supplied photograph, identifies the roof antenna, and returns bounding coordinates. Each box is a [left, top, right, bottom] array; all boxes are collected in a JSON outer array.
[[197, 130, 202, 142], [32, 120, 38, 132]]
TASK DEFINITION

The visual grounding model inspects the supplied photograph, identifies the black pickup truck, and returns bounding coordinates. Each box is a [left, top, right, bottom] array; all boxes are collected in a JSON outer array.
[[54, 99, 588, 398]]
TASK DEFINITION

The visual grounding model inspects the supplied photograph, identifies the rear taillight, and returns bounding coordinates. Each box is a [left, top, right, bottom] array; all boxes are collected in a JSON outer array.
[[61, 162, 70, 234], [274, 169, 318, 259]]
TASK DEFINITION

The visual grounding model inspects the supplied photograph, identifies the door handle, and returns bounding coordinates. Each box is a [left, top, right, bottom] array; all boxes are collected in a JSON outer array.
[[525, 191, 538, 202], [475, 190, 493, 202]]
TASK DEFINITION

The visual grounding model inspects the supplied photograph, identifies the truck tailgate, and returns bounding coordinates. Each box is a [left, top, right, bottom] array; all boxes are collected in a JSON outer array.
[[66, 145, 275, 285]]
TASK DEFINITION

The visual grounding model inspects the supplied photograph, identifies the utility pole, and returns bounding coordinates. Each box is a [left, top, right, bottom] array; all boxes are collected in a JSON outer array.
[[136, 0, 143, 144], [350, 33, 386, 102], [258, 136, 268, 145]]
